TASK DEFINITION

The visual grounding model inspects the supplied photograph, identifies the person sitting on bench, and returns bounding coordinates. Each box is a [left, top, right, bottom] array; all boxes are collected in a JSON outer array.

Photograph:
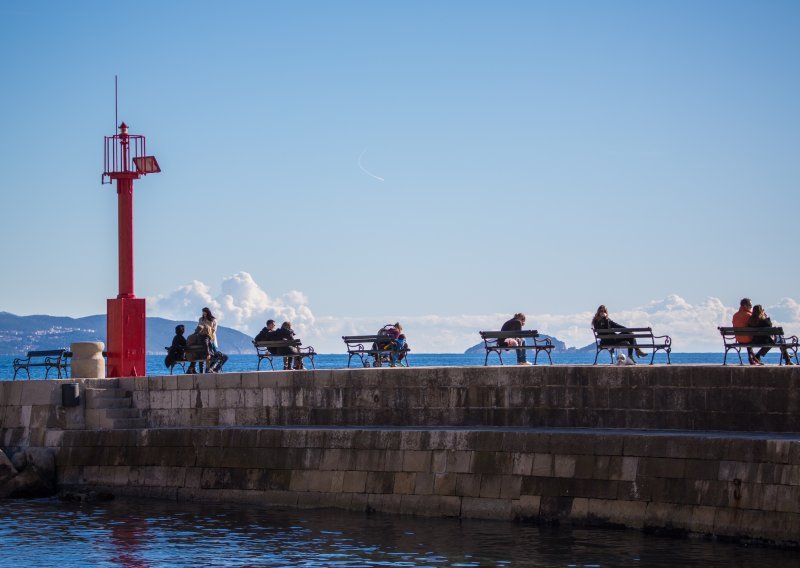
[[732, 297, 756, 365], [592, 305, 646, 363], [255, 319, 278, 342], [185, 324, 213, 373], [273, 321, 304, 370], [165, 324, 187, 369], [500, 313, 531, 366], [748, 304, 795, 366]]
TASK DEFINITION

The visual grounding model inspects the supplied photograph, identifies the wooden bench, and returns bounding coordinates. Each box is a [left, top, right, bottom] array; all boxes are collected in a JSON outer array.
[[718, 327, 799, 366], [13, 349, 70, 379], [164, 345, 213, 374], [342, 335, 410, 368], [592, 327, 672, 365], [253, 340, 316, 371], [478, 330, 554, 366]]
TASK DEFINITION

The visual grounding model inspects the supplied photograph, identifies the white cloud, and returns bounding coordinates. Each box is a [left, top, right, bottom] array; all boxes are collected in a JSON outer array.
[[150, 271, 314, 337], [149, 275, 800, 354]]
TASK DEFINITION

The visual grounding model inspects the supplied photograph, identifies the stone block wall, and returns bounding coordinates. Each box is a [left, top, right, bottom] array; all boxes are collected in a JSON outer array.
[[0, 379, 93, 449], [118, 365, 800, 432], [56, 427, 800, 546]]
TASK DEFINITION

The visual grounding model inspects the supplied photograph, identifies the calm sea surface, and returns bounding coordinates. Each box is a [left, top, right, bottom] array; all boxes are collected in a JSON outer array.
[[0, 351, 786, 380], [1, 497, 798, 567]]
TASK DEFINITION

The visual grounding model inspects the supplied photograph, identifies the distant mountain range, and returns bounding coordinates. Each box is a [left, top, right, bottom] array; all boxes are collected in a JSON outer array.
[[0, 312, 256, 356]]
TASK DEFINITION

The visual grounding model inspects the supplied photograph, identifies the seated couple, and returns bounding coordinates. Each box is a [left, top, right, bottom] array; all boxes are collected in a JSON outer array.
[[733, 298, 795, 366], [255, 319, 306, 370], [592, 305, 647, 365]]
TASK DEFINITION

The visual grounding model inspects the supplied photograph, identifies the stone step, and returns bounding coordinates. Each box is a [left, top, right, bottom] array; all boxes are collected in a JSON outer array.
[[103, 408, 142, 420], [83, 388, 133, 410], [85, 396, 132, 410], [83, 387, 130, 400], [111, 418, 147, 429]]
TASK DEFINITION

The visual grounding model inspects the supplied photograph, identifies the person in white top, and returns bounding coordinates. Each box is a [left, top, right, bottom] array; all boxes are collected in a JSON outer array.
[[199, 307, 218, 349]]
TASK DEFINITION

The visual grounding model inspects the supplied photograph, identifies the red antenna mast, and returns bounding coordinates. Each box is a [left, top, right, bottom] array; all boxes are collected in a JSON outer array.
[[102, 78, 161, 377]]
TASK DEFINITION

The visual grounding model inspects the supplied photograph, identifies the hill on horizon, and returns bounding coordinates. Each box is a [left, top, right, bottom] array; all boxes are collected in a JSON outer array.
[[0, 311, 256, 356], [464, 334, 595, 354]]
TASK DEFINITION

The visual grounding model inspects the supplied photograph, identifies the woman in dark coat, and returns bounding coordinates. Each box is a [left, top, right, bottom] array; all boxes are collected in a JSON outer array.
[[592, 305, 646, 362], [274, 321, 304, 370], [748, 305, 794, 366]]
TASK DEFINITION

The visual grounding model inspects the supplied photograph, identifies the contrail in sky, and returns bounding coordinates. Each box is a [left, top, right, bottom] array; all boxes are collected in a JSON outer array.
[[357, 148, 385, 182]]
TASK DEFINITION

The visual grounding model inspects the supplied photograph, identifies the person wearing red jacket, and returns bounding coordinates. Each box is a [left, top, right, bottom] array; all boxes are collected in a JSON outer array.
[[732, 298, 754, 365]]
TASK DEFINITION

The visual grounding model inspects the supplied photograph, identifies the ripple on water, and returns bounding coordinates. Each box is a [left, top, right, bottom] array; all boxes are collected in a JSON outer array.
[[0, 497, 797, 566]]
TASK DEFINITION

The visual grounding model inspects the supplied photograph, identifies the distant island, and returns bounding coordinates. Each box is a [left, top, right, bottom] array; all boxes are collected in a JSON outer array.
[[464, 334, 594, 354], [0, 312, 255, 356]]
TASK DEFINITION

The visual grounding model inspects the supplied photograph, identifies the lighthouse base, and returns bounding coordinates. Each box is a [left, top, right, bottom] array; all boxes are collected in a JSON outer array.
[[106, 297, 146, 378]]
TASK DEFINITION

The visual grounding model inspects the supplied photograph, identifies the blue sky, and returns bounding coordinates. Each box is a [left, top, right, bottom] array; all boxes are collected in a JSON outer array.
[[1, 1, 799, 352]]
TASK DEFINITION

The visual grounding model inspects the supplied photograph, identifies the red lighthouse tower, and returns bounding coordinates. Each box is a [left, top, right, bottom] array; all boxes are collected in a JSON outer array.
[[102, 122, 160, 377]]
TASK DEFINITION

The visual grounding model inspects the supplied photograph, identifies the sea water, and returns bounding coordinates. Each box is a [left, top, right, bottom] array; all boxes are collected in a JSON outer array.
[[1, 351, 787, 380], [1, 497, 797, 566]]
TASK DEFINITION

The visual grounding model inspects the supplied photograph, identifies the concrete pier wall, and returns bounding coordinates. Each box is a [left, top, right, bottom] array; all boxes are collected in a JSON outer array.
[[2, 366, 800, 546], [54, 426, 800, 546], [120, 365, 800, 432]]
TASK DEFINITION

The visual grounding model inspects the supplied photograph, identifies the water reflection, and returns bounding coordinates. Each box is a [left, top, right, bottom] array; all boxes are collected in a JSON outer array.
[[0, 498, 795, 566]]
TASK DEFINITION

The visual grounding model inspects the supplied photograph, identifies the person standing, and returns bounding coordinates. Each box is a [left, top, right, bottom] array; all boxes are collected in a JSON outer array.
[[500, 313, 531, 366], [748, 305, 795, 366], [199, 307, 218, 350], [732, 298, 755, 365]]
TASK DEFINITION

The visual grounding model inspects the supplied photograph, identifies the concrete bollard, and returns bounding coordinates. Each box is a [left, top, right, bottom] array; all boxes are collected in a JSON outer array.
[[70, 342, 106, 379]]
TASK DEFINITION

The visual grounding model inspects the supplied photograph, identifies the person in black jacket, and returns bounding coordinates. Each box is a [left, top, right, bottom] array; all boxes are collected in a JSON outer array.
[[255, 319, 277, 342], [273, 321, 304, 370], [748, 305, 794, 366], [500, 313, 531, 365], [164, 324, 187, 370], [592, 305, 646, 363]]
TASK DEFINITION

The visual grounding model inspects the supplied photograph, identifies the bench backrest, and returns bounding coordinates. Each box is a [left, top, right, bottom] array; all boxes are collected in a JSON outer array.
[[480, 330, 540, 341], [342, 335, 408, 353], [718, 326, 784, 336], [593, 327, 653, 338], [342, 335, 383, 344], [26, 349, 67, 358], [253, 339, 302, 348]]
